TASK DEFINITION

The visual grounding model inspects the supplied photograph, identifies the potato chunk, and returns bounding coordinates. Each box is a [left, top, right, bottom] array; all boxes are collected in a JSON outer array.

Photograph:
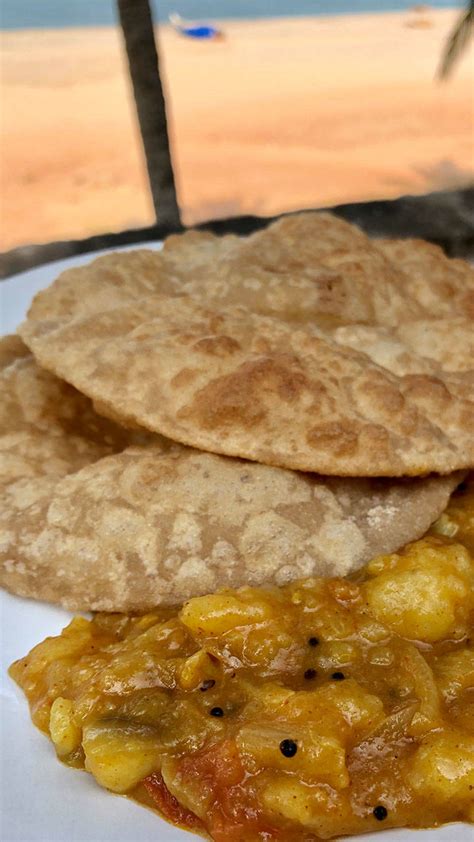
[[408, 730, 474, 804], [261, 777, 316, 827], [260, 775, 350, 836], [362, 539, 474, 642], [178, 649, 221, 690], [180, 591, 275, 636], [236, 724, 348, 788], [83, 721, 159, 793], [434, 649, 474, 704], [282, 680, 385, 745], [49, 697, 82, 758]]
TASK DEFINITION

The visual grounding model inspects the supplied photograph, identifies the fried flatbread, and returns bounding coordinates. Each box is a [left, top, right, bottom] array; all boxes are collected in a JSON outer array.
[[19, 213, 474, 477], [333, 318, 474, 375], [376, 238, 474, 319], [0, 335, 137, 495], [0, 338, 462, 610], [19, 295, 474, 476], [0, 442, 462, 612], [25, 213, 427, 328], [25, 215, 474, 330]]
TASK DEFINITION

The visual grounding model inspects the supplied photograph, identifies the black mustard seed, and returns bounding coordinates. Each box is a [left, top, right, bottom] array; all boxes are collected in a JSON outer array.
[[279, 739, 298, 758]]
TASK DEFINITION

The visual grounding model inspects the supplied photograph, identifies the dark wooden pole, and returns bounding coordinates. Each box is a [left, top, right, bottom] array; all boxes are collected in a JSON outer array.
[[117, 0, 181, 227]]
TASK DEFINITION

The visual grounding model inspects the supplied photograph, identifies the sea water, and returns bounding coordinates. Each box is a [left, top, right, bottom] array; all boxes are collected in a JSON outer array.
[[0, 0, 462, 31]]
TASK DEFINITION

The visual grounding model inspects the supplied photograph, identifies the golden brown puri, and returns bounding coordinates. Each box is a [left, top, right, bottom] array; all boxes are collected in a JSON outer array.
[[0, 335, 156, 526], [19, 212, 474, 476], [376, 238, 474, 319], [22, 212, 426, 330], [20, 296, 474, 476], [332, 318, 474, 375], [25, 215, 474, 330], [161, 213, 423, 327], [0, 338, 463, 612], [0, 442, 462, 612], [0, 336, 139, 491]]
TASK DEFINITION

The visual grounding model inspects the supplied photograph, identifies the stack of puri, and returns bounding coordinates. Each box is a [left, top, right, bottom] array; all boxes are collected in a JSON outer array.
[[1, 213, 473, 612]]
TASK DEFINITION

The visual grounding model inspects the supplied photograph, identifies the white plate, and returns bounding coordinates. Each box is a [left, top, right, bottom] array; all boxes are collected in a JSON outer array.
[[0, 249, 470, 842]]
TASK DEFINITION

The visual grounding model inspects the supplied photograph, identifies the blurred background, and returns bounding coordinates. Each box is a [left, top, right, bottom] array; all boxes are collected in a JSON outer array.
[[1, 0, 473, 252]]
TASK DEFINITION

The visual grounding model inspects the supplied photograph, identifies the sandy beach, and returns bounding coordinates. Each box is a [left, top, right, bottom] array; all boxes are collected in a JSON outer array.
[[1, 9, 473, 251]]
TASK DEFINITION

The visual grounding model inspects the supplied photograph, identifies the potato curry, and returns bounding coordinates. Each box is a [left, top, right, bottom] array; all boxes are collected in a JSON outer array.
[[10, 478, 474, 841]]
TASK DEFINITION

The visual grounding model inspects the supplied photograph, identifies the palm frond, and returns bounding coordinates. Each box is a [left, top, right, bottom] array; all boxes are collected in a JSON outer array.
[[438, 1, 474, 80]]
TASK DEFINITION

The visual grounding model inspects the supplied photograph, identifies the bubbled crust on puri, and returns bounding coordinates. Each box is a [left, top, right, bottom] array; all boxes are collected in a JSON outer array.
[[0, 443, 462, 612], [0, 339, 463, 612], [19, 213, 474, 477], [24, 213, 424, 329], [19, 295, 474, 476]]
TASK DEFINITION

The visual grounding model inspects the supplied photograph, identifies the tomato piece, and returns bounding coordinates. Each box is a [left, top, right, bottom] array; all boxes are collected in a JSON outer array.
[[179, 738, 246, 789], [143, 772, 203, 830], [176, 740, 283, 841]]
